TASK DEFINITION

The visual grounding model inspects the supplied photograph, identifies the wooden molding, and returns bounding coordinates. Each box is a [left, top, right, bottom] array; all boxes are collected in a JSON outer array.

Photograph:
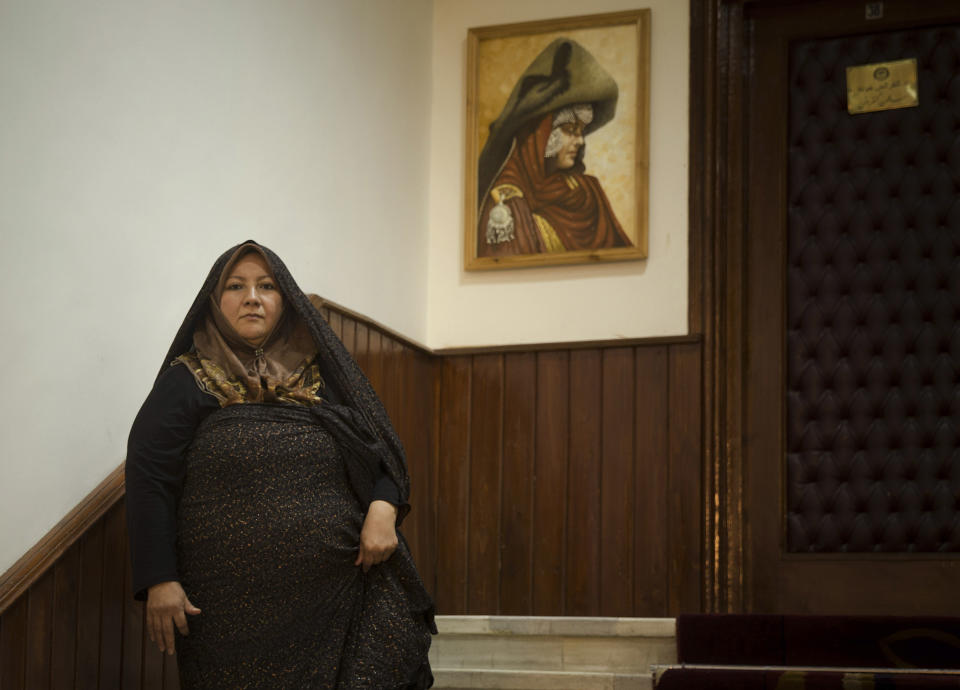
[[433, 334, 702, 356], [320, 293, 700, 357], [0, 463, 126, 616], [318, 297, 433, 356]]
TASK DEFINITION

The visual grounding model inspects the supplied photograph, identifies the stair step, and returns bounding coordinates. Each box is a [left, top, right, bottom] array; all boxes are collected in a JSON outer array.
[[431, 616, 676, 674], [651, 664, 960, 689], [653, 664, 960, 677], [433, 668, 653, 690]]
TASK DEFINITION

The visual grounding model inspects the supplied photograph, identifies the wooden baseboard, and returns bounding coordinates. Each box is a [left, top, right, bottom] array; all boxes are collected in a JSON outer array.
[[0, 463, 126, 615]]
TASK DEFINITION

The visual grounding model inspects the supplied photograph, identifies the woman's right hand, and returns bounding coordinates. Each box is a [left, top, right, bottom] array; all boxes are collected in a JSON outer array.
[[146, 581, 201, 655]]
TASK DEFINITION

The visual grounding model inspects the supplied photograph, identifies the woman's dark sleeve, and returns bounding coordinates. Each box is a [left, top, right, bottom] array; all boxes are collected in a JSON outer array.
[[125, 363, 217, 600], [371, 470, 401, 507]]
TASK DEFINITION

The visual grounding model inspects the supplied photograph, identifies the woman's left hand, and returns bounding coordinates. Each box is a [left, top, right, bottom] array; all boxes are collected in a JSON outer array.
[[355, 500, 398, 572]]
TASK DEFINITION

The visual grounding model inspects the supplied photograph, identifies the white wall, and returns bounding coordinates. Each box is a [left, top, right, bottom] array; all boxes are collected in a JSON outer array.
[[427, 0, 689, 347], [0, 0, 432, 575]]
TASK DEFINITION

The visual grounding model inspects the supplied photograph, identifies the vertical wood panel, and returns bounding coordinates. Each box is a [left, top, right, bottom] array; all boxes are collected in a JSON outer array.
[[533, 351, 569, 615], [435, 357, 471, 614], [600, 348, 636, 616], [634, 346, 670, 616], [403, 351, 437, 595], [425, 353, 441, 598], [467, 354, 504, 614], [50, 542, 80, 689], [99, 504, 126, 688], [141, 630, 165, 690], [25, 569, 54, 690], [383, 338, 403, 422], [353, 322, 370, 380], [669, 343, 703, 614], [365, 330, 384, 398], [566, 350, 602, 616], [76, 521, 104, 689], [162, 653, 179, 690], [0, 596, 27, 690], [327, 310, 343, 341], [395, 345, 415, 526], [340, 316, 357, 358], [499, 352, 536, 614], [121, 506, 144, 690], [396, 344, 416, 539]]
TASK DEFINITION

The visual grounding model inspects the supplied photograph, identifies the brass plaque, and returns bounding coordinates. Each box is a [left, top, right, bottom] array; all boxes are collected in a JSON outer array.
[[846, 58, 918, 114]]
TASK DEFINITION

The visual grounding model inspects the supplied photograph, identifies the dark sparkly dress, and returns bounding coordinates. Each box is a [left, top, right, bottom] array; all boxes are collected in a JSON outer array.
[[175, 403, 433, 688]]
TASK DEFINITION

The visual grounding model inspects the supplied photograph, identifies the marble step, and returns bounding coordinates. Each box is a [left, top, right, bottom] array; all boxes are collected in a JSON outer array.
[[433, 668, 652, 690], [430, 615, 676, 676]]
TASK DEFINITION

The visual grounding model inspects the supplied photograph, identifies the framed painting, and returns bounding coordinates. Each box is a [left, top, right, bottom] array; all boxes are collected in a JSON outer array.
[[464, 10, 650, 271]]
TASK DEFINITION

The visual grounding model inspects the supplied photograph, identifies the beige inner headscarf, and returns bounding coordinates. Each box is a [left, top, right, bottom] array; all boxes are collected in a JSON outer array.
[[177, 243, 324, 406]]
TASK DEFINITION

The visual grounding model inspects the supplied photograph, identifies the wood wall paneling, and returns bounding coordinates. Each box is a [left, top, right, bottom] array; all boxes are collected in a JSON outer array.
[[162, 652, 178, 690], [75, 522, 104, 688], [435, 356, 472, 614], [99, 504, 126, 687], [50, 543, 80, 688], [121, 537, 144, 690], [0, 298, 705, 684], [668, 343, 703, 614], [430, 340, 702, 617], [634, 347, 670, 617], [0, 596, 27, 689], [407, 350, 439, 594], [600, 348, 636, 616], [353, 322, 370, 375], [24, 569, 54, 689], [141, 604, 165, 690], [499, 353, 536, 615], [467, 354, 504, 614], [566, 350, 603, 616], [366, 329, 384, 396], [340, 316, 357, 358], [1, 505, 174, 689], [532, 351, 570, 616]]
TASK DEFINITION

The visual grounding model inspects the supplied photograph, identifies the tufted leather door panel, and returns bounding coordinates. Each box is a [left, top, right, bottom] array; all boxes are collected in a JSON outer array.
[[744, 0, 960, 614], [785, 24, 960, 554]]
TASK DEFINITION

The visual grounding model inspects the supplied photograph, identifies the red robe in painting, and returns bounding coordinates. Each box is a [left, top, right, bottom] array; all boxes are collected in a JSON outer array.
[[477, 115, 631, 258]]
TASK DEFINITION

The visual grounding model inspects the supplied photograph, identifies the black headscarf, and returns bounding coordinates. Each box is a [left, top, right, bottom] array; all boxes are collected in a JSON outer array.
[[159, 240, 412, 517]]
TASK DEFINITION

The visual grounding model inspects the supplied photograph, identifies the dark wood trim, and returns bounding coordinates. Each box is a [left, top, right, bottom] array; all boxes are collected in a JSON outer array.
[[0, 464, 125, 616], [321, 296, 699, 357], [317, 297, 433, 356], [434, 334, 702, 356], [690, 0, 748, 613], [689, 0, 714, 611], [687, 0, 709, 338]]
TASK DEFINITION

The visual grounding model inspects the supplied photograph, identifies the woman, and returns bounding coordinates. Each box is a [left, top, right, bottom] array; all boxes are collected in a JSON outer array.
[[126, 241, 435, 688], [476, 38, 632, 257]]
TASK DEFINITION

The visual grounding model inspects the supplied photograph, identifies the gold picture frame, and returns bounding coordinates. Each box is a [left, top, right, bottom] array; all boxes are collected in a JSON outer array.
[[465, 10, 650, 271]]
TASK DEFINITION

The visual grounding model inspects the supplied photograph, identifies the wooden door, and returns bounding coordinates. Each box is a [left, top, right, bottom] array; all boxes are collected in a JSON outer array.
[[742, 0, 960, 614]]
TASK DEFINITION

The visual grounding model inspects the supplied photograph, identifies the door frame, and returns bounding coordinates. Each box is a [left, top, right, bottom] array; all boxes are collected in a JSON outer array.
[[691, 0, 960, 613]]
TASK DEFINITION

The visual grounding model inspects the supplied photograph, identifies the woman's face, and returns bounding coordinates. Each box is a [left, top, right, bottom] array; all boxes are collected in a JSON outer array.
[[554, 120, 586, 169], [218, 252, 283, 346]]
